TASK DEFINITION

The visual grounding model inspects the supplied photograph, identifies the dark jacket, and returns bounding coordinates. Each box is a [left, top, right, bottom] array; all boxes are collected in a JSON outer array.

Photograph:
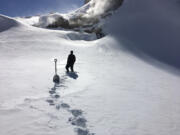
[[67, 54, 76, 65]]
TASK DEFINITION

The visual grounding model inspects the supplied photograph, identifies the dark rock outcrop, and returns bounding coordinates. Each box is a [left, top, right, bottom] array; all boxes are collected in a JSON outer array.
[[84, 0, 91, 4], [36, 0, 124, 39], [47, 16, 70, 29]]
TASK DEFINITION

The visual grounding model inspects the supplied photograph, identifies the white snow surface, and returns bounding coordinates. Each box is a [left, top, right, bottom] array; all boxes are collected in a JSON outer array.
[[0, 0, 180, 135], [16, 16, 40, 26]]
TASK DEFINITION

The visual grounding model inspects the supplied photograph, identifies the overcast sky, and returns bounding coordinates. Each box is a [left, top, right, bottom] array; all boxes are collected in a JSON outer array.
[[0, 0, 83, 17]]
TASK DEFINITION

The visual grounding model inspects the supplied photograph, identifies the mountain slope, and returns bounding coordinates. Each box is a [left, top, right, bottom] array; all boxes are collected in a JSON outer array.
[[0, 15, 21, 32], [104, 0, 180, 69], [0, 0, 180, 135]]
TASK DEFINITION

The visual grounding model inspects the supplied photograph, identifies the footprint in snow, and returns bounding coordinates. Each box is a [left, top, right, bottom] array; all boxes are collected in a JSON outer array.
[[70, 109, 83, 117], [46, 72, 95, 135], [46, 99, 55, 106], [75, 128, 94, 135], [69, 117, 87, 127], [61, 103, 70, 109]]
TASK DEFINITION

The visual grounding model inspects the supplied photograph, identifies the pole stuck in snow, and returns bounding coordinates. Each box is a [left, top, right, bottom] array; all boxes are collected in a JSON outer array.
[[53, 58, 60, 84], [54, 59, 57, 75]]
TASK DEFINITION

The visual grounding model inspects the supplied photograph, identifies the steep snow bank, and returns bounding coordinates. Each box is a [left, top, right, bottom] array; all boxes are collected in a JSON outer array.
[[0, 15, 20, 32], [105, 0, 180, 69]]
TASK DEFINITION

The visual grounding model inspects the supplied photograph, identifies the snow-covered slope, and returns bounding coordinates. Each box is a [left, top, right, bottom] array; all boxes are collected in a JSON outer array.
[[19, 0, 123, 39], [16, 16, 40, 26], [0, 0, 180, 135], [0, 15, 21, 32], [105, 0, 180, 69]]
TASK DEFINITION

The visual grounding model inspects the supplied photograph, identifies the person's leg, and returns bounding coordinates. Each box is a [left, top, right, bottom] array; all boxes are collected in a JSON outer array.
[[66, 65, 69, 72], [70, 64, 74, 72]]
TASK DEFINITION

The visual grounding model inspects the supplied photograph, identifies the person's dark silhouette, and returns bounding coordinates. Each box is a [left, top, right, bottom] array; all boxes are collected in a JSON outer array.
[[66, 51, 76, 72]]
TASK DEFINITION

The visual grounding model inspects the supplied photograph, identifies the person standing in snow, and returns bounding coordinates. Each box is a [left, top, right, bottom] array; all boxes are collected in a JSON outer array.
[[66, 50, 76, 72]]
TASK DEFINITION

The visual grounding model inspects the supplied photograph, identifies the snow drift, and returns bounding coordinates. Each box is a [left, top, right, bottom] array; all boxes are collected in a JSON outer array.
[[0, 15, 20, 32], [16, 16, 40, 26]]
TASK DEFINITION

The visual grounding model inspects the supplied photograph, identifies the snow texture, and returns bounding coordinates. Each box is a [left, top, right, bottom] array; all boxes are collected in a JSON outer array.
[[0, 0, 180, 135], [104, 0, 180, 69]]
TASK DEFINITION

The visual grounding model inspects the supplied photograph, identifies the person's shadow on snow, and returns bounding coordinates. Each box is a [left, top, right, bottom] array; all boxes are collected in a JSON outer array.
[[66, 72, 79, 79]]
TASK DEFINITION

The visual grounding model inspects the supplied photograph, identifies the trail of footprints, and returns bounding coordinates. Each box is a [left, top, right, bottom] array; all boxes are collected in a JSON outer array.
[[46, 84, 95, 135]]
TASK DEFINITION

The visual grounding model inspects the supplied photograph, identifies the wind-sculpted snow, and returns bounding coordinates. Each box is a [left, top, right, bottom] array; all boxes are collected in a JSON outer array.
[[16, 16, 40, 26], [85, 0, 123, 17], [0, 15, 20, 32], [105, 0, 180, 69]]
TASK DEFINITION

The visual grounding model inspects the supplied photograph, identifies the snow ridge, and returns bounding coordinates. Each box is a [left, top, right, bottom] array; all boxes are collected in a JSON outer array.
[[0, 15, 20, 32]]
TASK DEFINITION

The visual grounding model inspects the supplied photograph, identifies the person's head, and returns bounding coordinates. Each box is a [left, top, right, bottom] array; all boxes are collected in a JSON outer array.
[[70, 50, 73, 54]]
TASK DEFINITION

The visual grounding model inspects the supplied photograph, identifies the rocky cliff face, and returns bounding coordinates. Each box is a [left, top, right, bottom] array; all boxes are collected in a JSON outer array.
[[86, 0, 123, 16], [35, 0, 123, 39], [84, 0, 91, 4]]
